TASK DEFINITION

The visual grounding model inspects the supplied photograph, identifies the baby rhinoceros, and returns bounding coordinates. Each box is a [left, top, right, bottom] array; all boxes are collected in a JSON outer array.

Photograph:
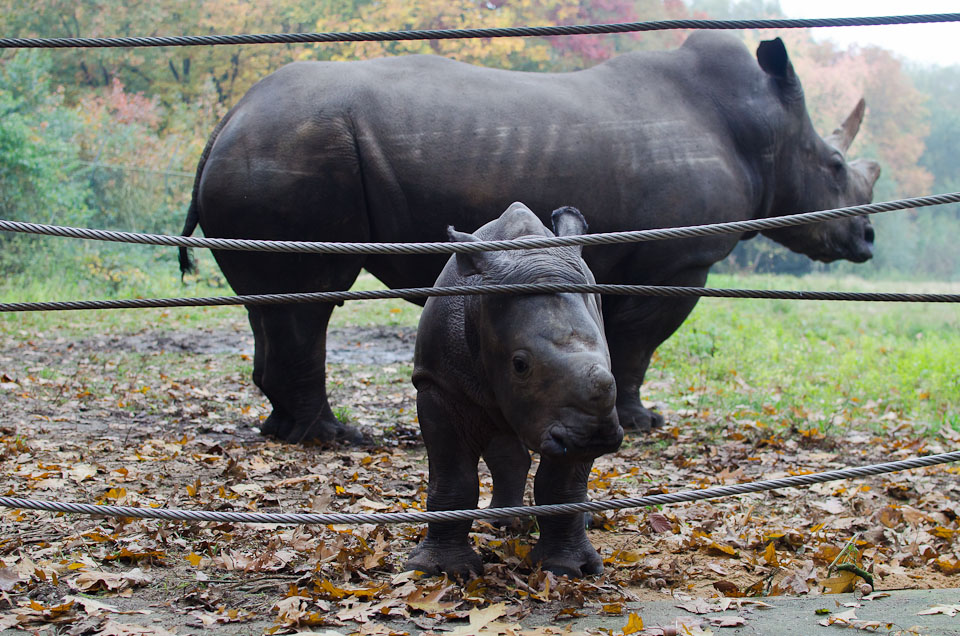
[[406, 202, 624, 578]]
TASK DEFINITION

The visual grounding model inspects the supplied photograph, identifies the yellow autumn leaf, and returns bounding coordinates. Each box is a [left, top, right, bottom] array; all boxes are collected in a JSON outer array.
[[821, 569, 858, 594], [763, 542, 779, 566], [935, 558, 960, 575], [706, 541, 738, 558], [622, 612, 644, 634], [186, 552, 203, 567]]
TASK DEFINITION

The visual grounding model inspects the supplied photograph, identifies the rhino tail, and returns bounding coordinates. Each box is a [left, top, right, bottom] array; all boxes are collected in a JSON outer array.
[[179, 111, 234, 278], [178, 198, 199, 277]]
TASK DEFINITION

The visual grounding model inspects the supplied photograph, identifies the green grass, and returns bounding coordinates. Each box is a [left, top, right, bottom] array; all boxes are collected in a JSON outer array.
[[651, 273, 960, 434], [1, 264, 957, 435]]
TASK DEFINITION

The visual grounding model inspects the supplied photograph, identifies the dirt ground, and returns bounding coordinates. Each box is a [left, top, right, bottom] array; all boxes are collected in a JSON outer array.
[[1, 320, 959, 635]]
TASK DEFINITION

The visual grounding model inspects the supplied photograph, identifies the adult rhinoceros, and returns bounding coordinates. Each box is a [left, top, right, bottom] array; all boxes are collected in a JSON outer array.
[[179, 32, 880, 444]]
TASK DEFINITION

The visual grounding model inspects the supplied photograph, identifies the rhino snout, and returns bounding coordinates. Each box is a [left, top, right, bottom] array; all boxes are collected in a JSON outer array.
[[539, 416, 623, 462]]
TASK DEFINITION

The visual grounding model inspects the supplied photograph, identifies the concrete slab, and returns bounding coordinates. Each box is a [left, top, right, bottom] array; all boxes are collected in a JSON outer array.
[[531, 588, 960, 635], [3, 588, 958, 635]]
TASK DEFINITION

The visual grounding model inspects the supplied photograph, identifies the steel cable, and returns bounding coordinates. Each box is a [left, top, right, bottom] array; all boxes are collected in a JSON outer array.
[[2, 14, 960, 49], [1, 284, 959, 314], [2, 193, 960, 256], [1, 451, 957, 525]]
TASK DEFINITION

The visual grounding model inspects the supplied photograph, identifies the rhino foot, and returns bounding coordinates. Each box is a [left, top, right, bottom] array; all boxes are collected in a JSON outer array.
[[405, 539, 483, 580], [260, 410, 364, 445], [616, 400, 664, 433], [528, 537, 603, 578]]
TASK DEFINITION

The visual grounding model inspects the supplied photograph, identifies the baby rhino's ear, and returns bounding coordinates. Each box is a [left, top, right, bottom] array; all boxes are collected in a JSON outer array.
[[448, 226, 499, 277], [551, 206, 588, 255]]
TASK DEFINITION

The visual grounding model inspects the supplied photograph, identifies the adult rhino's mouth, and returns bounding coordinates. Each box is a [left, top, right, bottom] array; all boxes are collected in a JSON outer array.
[[539, 420, 624, 462]]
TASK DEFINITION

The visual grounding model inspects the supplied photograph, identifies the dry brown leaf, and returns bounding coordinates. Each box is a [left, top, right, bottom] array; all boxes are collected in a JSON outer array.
[[96, 619, 178, 636], [448, 603, 508, 635], [648, 513, 674, 533], [72, 568, 152, 592], [712, 580, 742, 597], [917, 604, 960, 616], [821, 569, 859, 594], [934, 558, 960, 575], [0, 566, 19, 591]]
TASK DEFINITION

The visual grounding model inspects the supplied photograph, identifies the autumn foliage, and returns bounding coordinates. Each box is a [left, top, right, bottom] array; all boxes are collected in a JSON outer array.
[[0, 0, 957, 282]]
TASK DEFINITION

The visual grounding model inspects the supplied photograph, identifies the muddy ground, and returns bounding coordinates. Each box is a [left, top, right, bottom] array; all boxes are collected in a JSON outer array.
[[1, 319, 959, 635]]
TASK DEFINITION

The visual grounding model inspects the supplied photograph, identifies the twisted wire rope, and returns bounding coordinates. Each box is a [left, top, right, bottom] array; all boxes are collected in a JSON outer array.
[[2, 451, 957, 525], [3, 14, 960, 49], [2, 193, 960, 257], [1, 284, 959, 314]]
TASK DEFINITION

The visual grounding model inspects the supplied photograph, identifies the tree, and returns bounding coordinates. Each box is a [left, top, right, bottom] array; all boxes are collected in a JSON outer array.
[[0, 50, 90, 274]]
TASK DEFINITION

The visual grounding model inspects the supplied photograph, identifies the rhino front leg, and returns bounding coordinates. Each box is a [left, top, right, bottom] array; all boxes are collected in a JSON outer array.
[[528, 458, 601, 577], [405, 387, 484, 578]]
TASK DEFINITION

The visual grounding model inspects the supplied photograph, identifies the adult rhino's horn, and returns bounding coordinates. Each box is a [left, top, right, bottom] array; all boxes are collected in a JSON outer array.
[[448, 226, 500, 278], [828, 98, 866, 153]]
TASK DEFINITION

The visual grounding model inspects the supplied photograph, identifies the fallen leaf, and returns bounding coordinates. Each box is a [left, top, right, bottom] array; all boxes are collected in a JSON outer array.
[[917, 604, 960, 617], [0, 567, 20, 591], [821, 569, 858, 594], [622, 612, 644, 634]]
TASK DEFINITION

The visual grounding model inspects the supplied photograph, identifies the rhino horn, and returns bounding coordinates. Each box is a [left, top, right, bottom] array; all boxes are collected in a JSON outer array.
[[448, 226, 501, 277], [827, 98, 866, 153]]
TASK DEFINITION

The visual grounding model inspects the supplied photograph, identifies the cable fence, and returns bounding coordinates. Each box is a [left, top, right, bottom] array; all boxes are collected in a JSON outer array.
[[1, 451, 957, 525], [1, 284, 959, 314], [2, 14, 960, 49], [1, 9, 958, 533], [2, 192, 959, 256]]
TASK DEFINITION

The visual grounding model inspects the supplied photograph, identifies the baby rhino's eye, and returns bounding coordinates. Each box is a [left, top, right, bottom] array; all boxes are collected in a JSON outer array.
[[512, 355, 530, 375]]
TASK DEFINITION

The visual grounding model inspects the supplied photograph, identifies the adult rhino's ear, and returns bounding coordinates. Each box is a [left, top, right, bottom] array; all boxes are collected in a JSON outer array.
[[757, 38, 801, 99], [551, 206, 588, 256], [448, 226, 497, 278]]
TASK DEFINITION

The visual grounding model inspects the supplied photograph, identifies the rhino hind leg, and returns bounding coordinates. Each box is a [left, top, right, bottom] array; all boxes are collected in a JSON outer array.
[[482, 434, 532, 531], [528, 458, 602, 577], [249, 302, 363, 444], [604, 274, 706, 432], [614, 376, 665, 433]]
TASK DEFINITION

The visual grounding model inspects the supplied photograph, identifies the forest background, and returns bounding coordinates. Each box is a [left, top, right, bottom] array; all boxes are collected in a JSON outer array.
[[1, 0, 958, 292]]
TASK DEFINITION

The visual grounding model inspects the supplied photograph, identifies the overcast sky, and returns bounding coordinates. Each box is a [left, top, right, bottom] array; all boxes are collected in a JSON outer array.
[[777, 0, 960, 67]]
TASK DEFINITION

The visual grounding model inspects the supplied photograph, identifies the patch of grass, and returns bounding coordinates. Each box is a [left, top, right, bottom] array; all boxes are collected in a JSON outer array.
[[0, 265, 420, 337], [330, 272, 423, 328], [650, 273, 960, 434], [0, 249, 243, 335], [3, 260, 956, 437]]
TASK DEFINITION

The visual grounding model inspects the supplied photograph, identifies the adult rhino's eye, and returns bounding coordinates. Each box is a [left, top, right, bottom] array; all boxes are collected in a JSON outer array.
[[829, 153, 846, 175], [512, 355, 530, 375]]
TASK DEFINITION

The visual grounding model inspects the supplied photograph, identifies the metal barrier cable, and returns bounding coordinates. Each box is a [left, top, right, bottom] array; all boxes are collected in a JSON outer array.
[[1, 284, 959, 313], [2, 14, 960, 49], [1, 451, 957, 525], [2, 192, 960, 256]]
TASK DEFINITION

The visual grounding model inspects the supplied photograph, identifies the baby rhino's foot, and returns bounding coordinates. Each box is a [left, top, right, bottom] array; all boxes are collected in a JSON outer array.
[[405, 539, 483, 580], [528, 537, 603, 578]]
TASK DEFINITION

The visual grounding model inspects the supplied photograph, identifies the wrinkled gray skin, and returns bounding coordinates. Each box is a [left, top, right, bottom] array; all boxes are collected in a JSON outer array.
[[406, 202, 623, 578], [180, 32, 881, 443]]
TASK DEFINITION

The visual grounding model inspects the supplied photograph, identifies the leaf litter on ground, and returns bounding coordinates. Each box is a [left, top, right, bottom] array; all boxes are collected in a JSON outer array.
[[1, 319, 959, 634]]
